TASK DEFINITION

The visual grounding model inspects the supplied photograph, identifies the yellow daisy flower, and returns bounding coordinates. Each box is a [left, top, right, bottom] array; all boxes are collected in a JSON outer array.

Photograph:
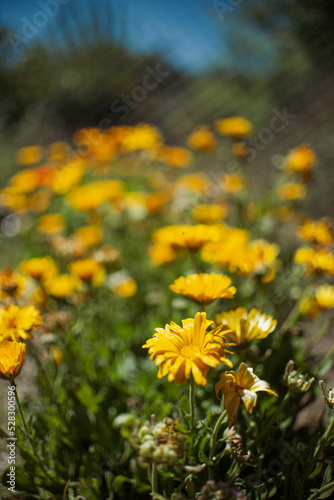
[[0, 340, 27, 380], [69, 259, 106, 286], [45, 274, 79, 299], [169, 273, 236, 305], [297, 219, 333, 246], [142, 312, 234, 386], [278, 183, 306, 201], [192, 204, 228, 224], [315, 284, 334, 309], [284, 144, 316, 179], [152, 224, 221, 251], [0, 304, 42, 342], [215, 362, 278, 427], [36, 214, 65, 235], [220, 174, 245, 194], [20, 256, 58, 283], [294, 247, 334, 276], [215, 307, 277, 345], [187, 126, 216, 152]]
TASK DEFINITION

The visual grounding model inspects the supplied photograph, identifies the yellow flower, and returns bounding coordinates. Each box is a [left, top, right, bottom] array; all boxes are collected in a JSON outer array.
[[215, 363, 278, 426], [152, 224, 221, 251], [0, 340, 26, 380], [74, 224, 103, 248], [215, 117, 253, 138], [51, 160, 85, 195], [66, 180, 124, 211], [232, 142, 249, 159], [187, 126, 216, 152], [149, 244, 176, 266], [45, 274, 79, 299], [9, 168, 40, 194], [20, 256, 58, 283], [278, 183, 306, 201], [47, 141, 69, 163], [170, 273, 236, 305], [0, 305, 42, 342], [294, 247, 334, 275], [215, 307, 277, 345], [15, 145, 44, 166], [157, 146, 192, 168], [0, 268, 26, 301], [120, 124, 163, 152], [69, 259, 105, 286], [112, 277, 137, 298], [142, 312, 234, 386], [36, 214, 65, 235], [49, 346, 63, 365], [220, 174, 245, 194], [284, 144, 316, 179], [173, 173, 210, 195], [192, 204, 228, 224], [315, 284, 334, 309], [297, 219, 333, 246]]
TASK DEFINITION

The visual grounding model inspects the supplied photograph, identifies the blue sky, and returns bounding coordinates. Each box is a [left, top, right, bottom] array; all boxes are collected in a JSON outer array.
[[0, 0, 231, 73]]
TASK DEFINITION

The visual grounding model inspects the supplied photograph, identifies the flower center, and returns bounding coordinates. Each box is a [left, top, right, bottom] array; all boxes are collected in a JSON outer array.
[[180, 345, 200, 359]]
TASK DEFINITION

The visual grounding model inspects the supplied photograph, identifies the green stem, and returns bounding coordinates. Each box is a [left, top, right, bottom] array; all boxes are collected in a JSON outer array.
[[27, 342, 57, 404], [0, 425, 10, 439], [189, 374, 196, 433], [12, 380, 55, 483], [151, 462, 158, 495], [209, 410, 227, 462], [307, 480, 334, 500]]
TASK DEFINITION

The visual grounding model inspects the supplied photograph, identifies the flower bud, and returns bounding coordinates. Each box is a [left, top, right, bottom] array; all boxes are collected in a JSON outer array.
[[319, 380, 334, 410], [283, 360, 314, 392]]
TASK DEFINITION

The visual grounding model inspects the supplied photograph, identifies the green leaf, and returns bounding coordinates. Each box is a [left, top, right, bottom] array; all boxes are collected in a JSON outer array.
[[318, 486, 334, 499], [308, 463, 323, 480], [198, 450, 213, 466], [321, 464, 332, 487], [112, 475, 134, 495]]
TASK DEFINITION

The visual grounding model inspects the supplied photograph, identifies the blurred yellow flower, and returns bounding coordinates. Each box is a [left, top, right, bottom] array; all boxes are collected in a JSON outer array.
[[47, 141, 69, 163], [215, 117, 253, 138], [232, 141, 249, 159], [21, 256, 58, 283], [15, 145, 44, 166], [9, 169, 40, 194], [215, 362, 278, 426], [278, 183, 306, 201], [215, 307, 277, 345], [51, 160, 85, 195], [49, 345, 63, 365], [74, 224, 103, 248], [66, 180, 124, 211], [45, 274, 79, 299], [152, 224, 221, 251], [220, 174, 245, 194], [297, 219, 333, 246], [0, 268, 26, 301], [157, 146, 192, 168], [69, 259, 105, 286], [173, 173, 210, 195], [187, 126, 216, 152], [192, 203, 228, 224], [142, 312, 234, 386], [0, 304, 42, 342], [170, 273, 236, 305], [149, 244, 176, 266], [294, 247, 334, 276], [112, 277, 137, 298], [0, 340, 26, 380], [284, 144, 316, 179], [120, 124, 163, 152], [315, 284, 334, 309], [36, 214, 65, 235]]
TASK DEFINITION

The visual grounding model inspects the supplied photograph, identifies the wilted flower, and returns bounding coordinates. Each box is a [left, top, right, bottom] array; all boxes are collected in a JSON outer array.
[[215, 307, 277, 345], [169, 273, 236, 305], [0, 340, 27, 380], [215, 363, 278, 427], [319, 380, 334, 410], [0, 268, 26, 301], [283, 360, 315, 393], [143, 312, 234, 386]]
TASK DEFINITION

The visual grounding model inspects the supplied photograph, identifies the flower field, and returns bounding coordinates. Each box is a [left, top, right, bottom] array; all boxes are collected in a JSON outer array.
[[0, 119, 333, 499]]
